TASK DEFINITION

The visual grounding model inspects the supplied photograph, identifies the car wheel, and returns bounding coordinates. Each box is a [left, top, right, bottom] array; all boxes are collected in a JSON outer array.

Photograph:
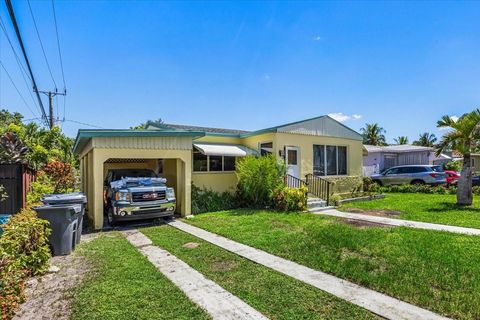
[[411, 180, 425, 185]]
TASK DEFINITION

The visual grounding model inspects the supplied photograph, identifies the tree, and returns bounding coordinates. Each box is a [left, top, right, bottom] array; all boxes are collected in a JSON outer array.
[[437, 110, 480, 205], [131, 118, 164, 130], [413, 132, 437, 147], [360, 123, 387, 146], [394, 136, 409, 145]]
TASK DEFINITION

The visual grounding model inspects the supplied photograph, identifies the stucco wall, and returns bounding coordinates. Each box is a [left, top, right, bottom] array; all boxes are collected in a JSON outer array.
[[192, 172, 238, 193], [275, 132, 363, 177]]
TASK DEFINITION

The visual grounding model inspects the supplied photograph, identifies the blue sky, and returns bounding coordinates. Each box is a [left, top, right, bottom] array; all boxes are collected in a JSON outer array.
[[0, 1, 479, 142]]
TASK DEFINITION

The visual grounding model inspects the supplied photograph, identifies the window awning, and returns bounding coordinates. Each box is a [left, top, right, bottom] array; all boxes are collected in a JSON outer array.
[[193, 143, 258, 157]]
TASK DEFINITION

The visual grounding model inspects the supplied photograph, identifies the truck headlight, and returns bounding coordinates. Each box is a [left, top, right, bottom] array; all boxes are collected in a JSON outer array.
[[115, 191, 130, 202], [166, 188, 175, 200]]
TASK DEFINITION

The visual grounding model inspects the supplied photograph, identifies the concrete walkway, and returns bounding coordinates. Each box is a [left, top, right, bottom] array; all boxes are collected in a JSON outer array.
[[169, 220, 449, 320], [310, 208, 480, 236], [122, 229, 268, 320]]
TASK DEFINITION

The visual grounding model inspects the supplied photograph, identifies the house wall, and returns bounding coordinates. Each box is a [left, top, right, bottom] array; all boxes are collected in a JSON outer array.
[[471, 155, 480, 173], [191, 133, 276, 193], [275, 132, 363, 177]]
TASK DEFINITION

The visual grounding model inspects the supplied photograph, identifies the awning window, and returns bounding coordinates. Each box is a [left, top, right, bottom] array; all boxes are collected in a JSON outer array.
[[193, 143, 258, 157]]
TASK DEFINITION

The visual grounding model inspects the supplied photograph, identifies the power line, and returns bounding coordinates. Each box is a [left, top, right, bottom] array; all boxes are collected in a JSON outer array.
[[63, 119, 103, 129], [51, 0, 66, 90], [0, 60, 38, 117], [0, 16, 31, 81], [0, 15, 41, 115], [5, 0, 49, 126], [27, 0, 57, 89]]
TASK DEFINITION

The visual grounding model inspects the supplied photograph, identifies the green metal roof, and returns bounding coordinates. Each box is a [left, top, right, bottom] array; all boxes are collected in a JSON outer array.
[[73, 129, 205, 154]]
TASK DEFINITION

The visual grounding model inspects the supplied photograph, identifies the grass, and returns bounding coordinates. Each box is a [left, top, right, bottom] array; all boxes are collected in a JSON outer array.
[[142, 225, 377, 320], [185, 209, 480, 319], [70, 233, 210, 320], [341, 193, 480, 228]]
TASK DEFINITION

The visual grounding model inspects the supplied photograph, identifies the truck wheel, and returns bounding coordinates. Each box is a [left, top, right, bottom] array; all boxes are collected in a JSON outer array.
[[107, 207, 116, 226]]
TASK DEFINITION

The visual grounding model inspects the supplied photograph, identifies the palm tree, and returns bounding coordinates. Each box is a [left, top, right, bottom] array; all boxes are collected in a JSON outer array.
[[394, 136, 409, 145], [437, 110, 480, 206], [360, 123, 387, 146], [413, 132, 437, 147]]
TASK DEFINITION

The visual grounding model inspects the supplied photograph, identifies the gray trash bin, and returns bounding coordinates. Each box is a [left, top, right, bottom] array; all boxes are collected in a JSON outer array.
[[34, 204, 81, 255], [42, 193, 87, 245]]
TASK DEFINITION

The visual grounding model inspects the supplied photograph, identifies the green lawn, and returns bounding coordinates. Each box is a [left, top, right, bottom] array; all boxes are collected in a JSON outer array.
[[142, 225, 377, 320], [71, 233, 210, 320], [341, 193, 480, 228], [185, 210, 480, 319]]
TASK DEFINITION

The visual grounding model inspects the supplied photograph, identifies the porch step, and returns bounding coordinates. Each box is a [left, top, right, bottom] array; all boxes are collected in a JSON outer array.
[[307, 197, 328, 211]]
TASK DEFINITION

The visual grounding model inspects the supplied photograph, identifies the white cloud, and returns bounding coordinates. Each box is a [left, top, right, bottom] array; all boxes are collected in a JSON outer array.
[[328, 113, 363, 122], [313, 36, 323, 41], [451, 115, 459, 122], [263, 73, 271, 81]]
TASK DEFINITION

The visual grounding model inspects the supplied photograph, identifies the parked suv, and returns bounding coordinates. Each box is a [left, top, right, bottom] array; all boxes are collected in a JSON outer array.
[[371, 165, 447, 186], [104, 169, 176, 224]]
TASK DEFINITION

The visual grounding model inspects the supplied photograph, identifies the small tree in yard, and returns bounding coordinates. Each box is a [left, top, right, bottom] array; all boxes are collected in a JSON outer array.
[[236, 154, 286, 208], [42, 160, 76, 193], [437, 110, 480, 206]]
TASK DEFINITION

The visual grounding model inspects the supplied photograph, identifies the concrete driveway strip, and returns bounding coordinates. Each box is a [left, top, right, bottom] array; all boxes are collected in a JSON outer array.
[[311, 209, 480, 236], [122, 229, 268, 320], [169, 220, 450, 320]]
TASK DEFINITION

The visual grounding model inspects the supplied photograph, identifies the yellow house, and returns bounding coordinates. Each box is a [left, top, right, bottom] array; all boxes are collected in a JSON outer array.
[[74, 115, 363, 229]]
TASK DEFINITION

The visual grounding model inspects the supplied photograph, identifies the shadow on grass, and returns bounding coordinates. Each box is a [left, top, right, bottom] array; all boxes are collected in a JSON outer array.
[[426, 202, 480, 213]]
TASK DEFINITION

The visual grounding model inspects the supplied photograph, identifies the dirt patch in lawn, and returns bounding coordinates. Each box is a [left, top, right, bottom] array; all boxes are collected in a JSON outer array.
[[344, 208, 402, 217], [341, 218, 393, 229], [212, 259, 239, 272], [13, 252, 92, 320], [183, 242, 200, 249]]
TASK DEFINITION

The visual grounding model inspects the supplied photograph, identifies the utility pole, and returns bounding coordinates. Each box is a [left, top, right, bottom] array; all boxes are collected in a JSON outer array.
[[40, 90, 66, 129]]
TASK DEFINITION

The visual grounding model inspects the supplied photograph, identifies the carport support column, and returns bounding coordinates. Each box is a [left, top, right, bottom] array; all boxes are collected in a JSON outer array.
[[92, 149, 105, 230], [183, 157, 192, 216]]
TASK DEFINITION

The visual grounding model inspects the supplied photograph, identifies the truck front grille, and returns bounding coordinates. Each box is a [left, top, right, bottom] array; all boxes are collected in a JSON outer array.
[[132, 191, 166, 202]]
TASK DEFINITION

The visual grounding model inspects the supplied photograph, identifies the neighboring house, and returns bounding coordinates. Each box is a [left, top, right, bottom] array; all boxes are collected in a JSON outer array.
[[73, 115, 363, 229], [363, 144, 435, 176]]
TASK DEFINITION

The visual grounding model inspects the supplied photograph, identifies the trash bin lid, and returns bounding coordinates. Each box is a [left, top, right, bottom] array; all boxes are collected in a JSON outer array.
[[42, 192, 87, 205]]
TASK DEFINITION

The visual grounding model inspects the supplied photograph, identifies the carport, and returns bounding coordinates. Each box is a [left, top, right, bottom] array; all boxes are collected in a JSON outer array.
[[73, 129, 204, 229]]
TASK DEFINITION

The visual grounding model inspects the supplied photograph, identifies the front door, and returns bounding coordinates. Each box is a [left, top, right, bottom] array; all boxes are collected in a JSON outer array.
[[285, 146, 300, 178]]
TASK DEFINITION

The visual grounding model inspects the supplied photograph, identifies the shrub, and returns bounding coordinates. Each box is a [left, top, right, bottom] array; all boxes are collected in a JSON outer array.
[[236, 155, 286, 208], [328, 193, 342, 206], [0, 208, 51, 276], [191, 184, 238, 214], [444, 160, 462, 172], [362, 177, 376, 194], [377, 184, 457, 195], [273, 185, 308, 212], [42, 160, 76, 193], [27, 171, 55, 206], [0, 256, 26, 320], [0, 208, 51, 319]]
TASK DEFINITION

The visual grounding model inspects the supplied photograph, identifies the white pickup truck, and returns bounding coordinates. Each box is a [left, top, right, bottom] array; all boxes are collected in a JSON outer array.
[[104, 169, 176, 224]]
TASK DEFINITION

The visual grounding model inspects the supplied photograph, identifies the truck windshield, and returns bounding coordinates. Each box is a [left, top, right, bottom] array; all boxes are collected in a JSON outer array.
[[112, 170, 157, 181]]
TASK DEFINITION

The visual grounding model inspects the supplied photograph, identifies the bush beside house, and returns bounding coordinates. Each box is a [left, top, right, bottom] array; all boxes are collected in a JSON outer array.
[[0, 209, 51, 320]]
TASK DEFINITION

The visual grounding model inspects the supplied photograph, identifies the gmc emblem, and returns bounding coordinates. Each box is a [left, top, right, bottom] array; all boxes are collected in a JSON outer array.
[[142, 193, 158, 199]]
